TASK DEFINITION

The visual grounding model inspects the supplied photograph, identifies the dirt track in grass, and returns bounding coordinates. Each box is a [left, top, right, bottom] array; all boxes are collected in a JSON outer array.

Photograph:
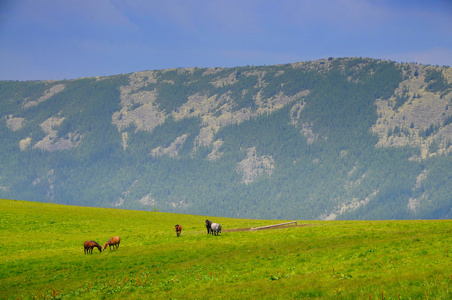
[[223, 223, 313, 232]]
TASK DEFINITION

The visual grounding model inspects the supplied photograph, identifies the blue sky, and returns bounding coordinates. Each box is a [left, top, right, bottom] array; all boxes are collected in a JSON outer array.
[[0, 0, 451, 80]]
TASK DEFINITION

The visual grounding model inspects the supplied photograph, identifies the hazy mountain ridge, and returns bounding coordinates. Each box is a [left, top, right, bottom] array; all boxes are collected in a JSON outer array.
[[1, 57, 451, 219]]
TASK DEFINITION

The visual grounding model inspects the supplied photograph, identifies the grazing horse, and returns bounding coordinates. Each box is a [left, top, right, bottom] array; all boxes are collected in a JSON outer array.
[[103, 236, 120, 251], [84, 240, 102, 254], [205, 220, 212, 234], [211, 223, 222, 236], [175, 224, 182, 237]]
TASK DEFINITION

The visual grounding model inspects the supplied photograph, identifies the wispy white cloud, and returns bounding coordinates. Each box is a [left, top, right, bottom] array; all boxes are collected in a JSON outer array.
[[218, 49, 302, 66], [11, 0, 132, 29], [0, 0, 451, 80], [276, 0, 390, 29], [117, 0, 263, 35], [387, 47, 452, 67]]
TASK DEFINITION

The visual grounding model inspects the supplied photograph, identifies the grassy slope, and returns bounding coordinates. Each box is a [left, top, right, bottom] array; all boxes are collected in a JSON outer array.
[[0, 199, 450, 299]]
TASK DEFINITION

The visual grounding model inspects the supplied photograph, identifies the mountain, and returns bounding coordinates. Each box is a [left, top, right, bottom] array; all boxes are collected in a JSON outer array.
[[1, 57, 451, 220]]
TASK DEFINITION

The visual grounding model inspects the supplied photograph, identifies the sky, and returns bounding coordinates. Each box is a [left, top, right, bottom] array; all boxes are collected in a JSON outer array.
[[0, 0, 451, 81]]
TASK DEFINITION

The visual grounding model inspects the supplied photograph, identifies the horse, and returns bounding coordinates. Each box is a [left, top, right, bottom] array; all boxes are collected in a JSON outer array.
[[84, 240, 102, 254], [205, 219, 212, 234], [103, 236, 121, 251], [211, 223, 222, 236], [175, 224, 182, 237]]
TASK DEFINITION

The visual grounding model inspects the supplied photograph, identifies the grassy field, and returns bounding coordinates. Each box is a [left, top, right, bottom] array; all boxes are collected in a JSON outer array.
[[0, 199, 451, 299]]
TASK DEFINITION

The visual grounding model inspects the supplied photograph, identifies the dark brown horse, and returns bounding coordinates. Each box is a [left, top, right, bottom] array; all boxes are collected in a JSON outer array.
[[84, 240, 102, 254], [175, 224, 182, 237], [205, 220, 212, 234], [103, 236, 120, 251]]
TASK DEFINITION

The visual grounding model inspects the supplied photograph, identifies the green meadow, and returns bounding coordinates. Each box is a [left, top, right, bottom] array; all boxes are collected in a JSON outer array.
[[0, 199, 451, 299]]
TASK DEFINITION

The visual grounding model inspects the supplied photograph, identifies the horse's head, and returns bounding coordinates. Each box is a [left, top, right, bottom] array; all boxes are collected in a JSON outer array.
[[103, 244, 108, 251], [95, 243, 102, 252]]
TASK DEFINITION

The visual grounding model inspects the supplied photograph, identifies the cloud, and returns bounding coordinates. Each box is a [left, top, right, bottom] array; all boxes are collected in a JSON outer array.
[[270, 0, 389, 31], [1, 0, 451, 80], [13, 0, 132, 29], [217, 49, 302, 67], [387, 48, 452, 67], [118, 0, 263, 35]]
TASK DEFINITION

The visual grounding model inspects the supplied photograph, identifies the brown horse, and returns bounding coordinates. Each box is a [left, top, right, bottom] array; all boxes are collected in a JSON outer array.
[[205, 220, 212, 234], [84, 240, 102, 254], [103, 236, 120, 251], [175, 224, 182, 237]]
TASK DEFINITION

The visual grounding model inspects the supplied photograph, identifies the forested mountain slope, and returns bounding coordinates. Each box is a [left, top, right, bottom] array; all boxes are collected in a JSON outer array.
[[1, 57, 451, 219]]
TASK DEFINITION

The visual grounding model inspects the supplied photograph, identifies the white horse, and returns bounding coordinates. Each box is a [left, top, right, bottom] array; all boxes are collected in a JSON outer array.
[[210, 223, 222, 236]]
